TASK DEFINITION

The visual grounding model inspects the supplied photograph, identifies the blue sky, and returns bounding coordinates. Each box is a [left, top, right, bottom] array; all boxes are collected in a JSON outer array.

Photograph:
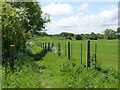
[[39, 2, 118, 34]]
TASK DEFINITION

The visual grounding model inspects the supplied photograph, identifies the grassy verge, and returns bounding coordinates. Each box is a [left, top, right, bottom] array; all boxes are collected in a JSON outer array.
[[31, 42, 119, 88], [2, 53, 43, 88], [2, 40, 119, 88]]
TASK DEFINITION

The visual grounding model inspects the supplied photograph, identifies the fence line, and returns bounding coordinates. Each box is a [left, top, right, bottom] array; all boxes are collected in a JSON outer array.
[[29, 41, 117, 69], [32, 41, 118, 58]]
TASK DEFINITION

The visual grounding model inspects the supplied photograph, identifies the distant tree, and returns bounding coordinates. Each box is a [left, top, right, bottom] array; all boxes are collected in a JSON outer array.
[[39, 32, 48, 36], [83, 34, 89, 40], [117, 28, 120, 39], [96, 33, 104, 40], [66, 36, 72, 40], [48, 34, 52, 37], [104, 29, 117, 40], [75, 34, 83, 40], [89, 32, 97, 40], [60, 32, 74, 37]]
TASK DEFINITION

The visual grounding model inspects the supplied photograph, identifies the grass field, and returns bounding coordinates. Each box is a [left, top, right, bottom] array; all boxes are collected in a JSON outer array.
[[28, 37, 118, 71], [2, 37, 118, 88]]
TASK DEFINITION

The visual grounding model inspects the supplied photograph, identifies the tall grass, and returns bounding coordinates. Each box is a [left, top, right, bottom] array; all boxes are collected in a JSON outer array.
[[28, 37, 118, 70], [2, 38, 118, 88]]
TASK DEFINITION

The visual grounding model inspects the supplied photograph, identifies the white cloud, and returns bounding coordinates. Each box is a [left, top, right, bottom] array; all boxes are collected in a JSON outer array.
[[77, 3, 88, 12], [42, 3, 73, 17], [45, 5, 118, 34]]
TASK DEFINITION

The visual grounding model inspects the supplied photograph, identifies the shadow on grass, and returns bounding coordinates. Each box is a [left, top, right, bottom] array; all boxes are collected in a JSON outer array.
[[32, 50, 48, 61]]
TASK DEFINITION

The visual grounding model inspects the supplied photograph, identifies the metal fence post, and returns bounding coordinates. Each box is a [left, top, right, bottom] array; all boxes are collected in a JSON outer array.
[[58, 42, 60, 56], [45, 43, 47, 51], [86, 40, 90, 67], [43, 43, 44, 50], [48, 42, 50, 51], [81, 43, 82, 64], [71, 43, 73, 59], [68, 42, 70, 60], [65, 44, 66, 56], [95, 43, 97, 68], [41, 43, 42, 48]]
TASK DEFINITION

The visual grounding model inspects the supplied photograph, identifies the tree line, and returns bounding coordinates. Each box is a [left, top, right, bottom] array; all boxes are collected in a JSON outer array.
[[33, 28, 119, 40]]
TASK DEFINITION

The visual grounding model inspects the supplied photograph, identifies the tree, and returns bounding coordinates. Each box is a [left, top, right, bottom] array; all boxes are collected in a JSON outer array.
[[89, 32, 97, 40], [2, 2, 50, 59], [96, 33, 104, 40], [60, 32, 75, 40], [83, 34, 89, 40], [2, 2, 27, 57], [75, 34, 82, 40], [116, 28, 120, 39], [39, 32, 48, 37], [104, 29, 117, 40], [11, 2, 50, 35]]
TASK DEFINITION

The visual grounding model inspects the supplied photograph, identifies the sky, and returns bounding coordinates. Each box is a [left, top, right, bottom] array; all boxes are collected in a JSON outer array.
[[39, 2, 118, 34]]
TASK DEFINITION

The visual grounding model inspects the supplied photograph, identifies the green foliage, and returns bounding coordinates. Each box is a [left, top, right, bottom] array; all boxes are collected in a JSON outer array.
[[89, 32, 97, 40], [2, 39, 118, 88], [37, 32, 48, 37], [75, 34, 82, 40], [104, 29, 117, 40], [11, 2, 50, 34], [83, 34, 89, 40], [58, 56, 118, 88], [2, 2, 51, 61], [2, 2, 27, 56], [96, 33, 104, 39], [60, 32, 75, 40], [2, 53, 43, 88]]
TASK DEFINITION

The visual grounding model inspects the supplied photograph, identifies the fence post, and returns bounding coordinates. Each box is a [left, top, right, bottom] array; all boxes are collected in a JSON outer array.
[[58, 42, 60, 56], [10, 45, 15, 72], [86, 40, 90, 67], [68, 42, 70, 60], [81, 43, 82, 64], [48, 42, 50, 51], [43, 43, 44, 50], [65, 44, 66, 56], [45, 43, 47, 51], [71, 43, 72, 60], [95, 43, 97, 68], [52, 42, 54, 48], [41, 43, 42, 48]]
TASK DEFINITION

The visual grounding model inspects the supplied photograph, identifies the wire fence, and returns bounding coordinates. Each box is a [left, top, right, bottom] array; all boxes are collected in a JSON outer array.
[[31, 40, 118, 69]]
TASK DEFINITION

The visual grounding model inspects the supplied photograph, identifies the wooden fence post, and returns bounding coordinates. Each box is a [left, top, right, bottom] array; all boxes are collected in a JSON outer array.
[[68, 42, 70, 60], [10, 45, 15, 72], [65, 44, 66, 56], [95, 43, 97, 68], [58, 42, 60, 56], [81, 43, 82, 64], [48, 42, 50, 51], [86, 40, 90, 67]]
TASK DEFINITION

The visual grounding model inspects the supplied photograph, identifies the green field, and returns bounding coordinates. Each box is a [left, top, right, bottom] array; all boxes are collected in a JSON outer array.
[[28, 37, 118, 70], [2, 37, 119, 88]]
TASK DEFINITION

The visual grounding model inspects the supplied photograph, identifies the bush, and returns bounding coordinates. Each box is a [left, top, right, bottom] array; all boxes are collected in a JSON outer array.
[[75, 34, 82, 40]]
